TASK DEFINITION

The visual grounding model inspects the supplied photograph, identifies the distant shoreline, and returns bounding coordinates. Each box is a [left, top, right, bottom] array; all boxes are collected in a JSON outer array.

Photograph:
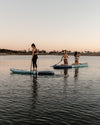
[[1, 53, 100, 56], [0, 49, 100, 56]]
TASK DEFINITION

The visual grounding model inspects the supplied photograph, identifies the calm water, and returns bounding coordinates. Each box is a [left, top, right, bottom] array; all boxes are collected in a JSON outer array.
[[0, 55, 100, 125]]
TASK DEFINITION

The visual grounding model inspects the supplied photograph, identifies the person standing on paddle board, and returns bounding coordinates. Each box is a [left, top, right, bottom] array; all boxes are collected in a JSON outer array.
[[31, 43, 38, 71], [73, 51, 80, 65], [61, 50, 68, 65]]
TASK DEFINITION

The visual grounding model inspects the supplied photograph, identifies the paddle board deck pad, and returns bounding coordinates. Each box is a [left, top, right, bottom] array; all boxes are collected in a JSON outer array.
[[10, 68, 54, 75], [53, 63, 88, 69]]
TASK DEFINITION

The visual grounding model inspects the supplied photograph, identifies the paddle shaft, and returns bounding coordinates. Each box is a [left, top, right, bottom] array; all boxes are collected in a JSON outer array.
[[50, 59, 62, 67], [30, 59, 32, 71], [55, 60, 62, 65]]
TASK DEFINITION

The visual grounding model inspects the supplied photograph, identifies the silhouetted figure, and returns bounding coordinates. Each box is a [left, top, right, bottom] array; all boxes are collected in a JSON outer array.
[[31, 43, 38, 71]]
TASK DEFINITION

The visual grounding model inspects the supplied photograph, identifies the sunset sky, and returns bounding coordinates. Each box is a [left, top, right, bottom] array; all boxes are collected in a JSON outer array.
[[0, 0, 100, 52]]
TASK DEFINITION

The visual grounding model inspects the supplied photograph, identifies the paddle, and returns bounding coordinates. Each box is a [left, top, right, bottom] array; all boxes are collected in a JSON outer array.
[[51, 59, 62, 67], [30, 59, 32, 71]]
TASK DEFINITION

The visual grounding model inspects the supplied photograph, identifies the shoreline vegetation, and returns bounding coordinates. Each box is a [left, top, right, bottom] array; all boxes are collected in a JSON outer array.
[[0, 49, 100, 56]]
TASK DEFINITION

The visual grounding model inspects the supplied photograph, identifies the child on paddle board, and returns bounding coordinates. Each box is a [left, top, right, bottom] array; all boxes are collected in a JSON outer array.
[[61, 50, 68, 65], [73, 51, 80, 65], [31, 43, 38, 71]]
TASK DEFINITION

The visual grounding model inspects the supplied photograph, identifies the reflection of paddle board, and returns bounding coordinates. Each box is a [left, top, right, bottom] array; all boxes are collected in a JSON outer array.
[[10, 68, 54, 75], [53, 63, 88, 69]]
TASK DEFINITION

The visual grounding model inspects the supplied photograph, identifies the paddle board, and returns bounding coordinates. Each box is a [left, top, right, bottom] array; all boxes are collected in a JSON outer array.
[[10, 68, 54, 75], [53, 63, 88, 69]]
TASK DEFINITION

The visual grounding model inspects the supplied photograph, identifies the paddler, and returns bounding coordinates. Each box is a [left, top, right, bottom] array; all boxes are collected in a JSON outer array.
[[31, 43, 38, 71]]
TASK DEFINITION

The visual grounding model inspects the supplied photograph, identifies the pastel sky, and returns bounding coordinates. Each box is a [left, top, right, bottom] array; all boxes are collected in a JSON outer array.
[[0, 0, 100, 52]]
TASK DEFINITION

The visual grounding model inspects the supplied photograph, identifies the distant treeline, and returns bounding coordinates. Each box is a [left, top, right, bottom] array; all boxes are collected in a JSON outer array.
[[0, 49, 100, 56], [0, 49, 30, 55], [0, 49, 73, 55]]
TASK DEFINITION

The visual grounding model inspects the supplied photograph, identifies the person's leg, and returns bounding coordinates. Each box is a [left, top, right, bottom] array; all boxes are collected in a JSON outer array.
[[33, 57, 37, 71], [66, 60, 68, 65], [32, 57, 35, 71], [34, 58, 37, 71]]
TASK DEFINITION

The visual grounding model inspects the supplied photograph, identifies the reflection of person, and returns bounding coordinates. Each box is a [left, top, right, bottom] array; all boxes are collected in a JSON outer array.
[[32, 74, 38, 98], [74, 68, 79, 92], [31, 43, 38, 71], [64, 69, 69, 78], [74, 68, 79, 78], [61, 50, 68, 65], [73, 51, 80, 65], [31, 74, 38, 109]]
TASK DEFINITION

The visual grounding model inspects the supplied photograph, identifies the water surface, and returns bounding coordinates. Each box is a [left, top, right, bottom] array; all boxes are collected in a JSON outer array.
[[0, 55, 100, 125]]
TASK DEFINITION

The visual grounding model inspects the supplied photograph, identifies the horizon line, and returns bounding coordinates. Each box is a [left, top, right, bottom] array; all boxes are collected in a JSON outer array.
[[0, 48, 100, 53]]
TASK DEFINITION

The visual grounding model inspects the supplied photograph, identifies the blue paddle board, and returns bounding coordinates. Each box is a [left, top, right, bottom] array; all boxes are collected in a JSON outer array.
[[53, 63, 88, 69], [10, 68, 54, 75]]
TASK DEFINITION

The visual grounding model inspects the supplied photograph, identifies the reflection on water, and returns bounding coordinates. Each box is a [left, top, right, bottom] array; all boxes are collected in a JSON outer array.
[[64, 69, 69, 78], [32, 75, 38, 104], [74, 68, 79, 80], [32, 74, 38, 95], [74, 68, 79, 94], [63, 68, 79, 79]]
